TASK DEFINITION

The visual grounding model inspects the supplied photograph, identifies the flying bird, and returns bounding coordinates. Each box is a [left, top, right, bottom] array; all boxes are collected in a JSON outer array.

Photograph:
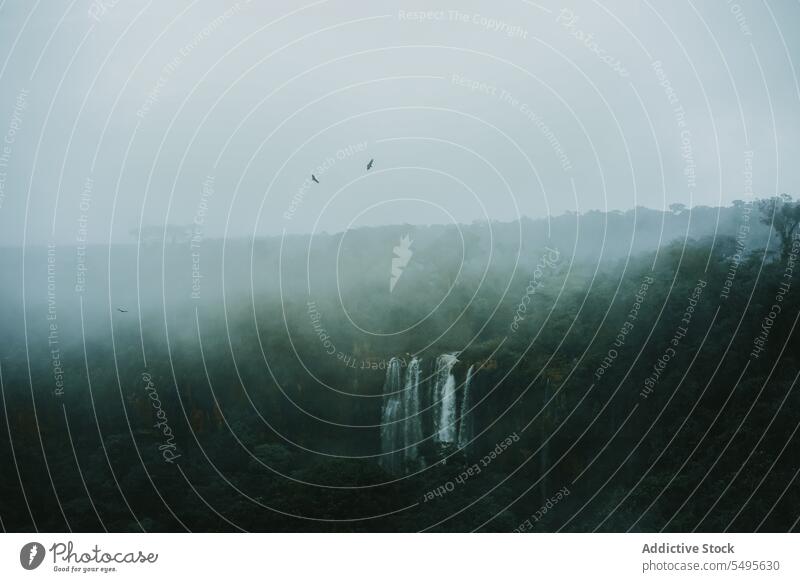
[[366, 158, 374, 171], [117, 308, 129, 313], [311, 174, 320, 184]]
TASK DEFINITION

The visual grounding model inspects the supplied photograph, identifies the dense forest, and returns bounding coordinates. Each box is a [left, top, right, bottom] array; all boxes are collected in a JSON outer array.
[[0, 199, 798, 532]]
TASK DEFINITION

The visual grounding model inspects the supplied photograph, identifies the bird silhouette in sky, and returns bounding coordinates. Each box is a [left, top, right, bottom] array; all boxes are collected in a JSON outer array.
[[311, 174, 320, 184], [117, 308, 129, 313], [367, 158, 374, 171]]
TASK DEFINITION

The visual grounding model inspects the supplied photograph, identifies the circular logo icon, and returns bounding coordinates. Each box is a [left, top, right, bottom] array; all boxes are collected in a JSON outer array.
[[19, 542, 46, 570]]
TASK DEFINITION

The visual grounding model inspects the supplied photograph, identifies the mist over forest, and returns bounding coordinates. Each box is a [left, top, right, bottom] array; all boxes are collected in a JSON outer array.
[[1, 200, 798, 532], [1, 1, 799, 542]]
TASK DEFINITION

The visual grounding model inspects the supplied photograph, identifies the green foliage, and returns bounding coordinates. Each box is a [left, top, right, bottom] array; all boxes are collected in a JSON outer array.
[[0, 206, 797, 531]]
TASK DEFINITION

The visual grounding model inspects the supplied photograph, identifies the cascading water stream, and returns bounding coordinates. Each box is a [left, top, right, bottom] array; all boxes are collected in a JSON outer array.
[[379, 358, 403, 474], [402, 357, 422, 465], [457, 364, 474, 449], [381, 353, 475, 471], [379, 357, 422, 473], [432, 353, 459, 444]]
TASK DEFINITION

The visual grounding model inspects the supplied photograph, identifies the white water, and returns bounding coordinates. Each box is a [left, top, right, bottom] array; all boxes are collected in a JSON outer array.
[[381, 353, 475, 471], [379, 357, 422, 473], [379, 359, 402, 474], [457, 364, 474, 449], [433, 353, 459, 444], [402, 357, 423, 465]]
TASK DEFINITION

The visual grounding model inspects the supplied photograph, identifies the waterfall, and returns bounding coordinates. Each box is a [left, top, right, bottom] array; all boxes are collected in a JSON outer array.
[[457, 364, 474, 449], [380, 353, 471, 470], [379, 357, 422, 473], [379, 358, 402, 474], [402, 357, 422, 466], [432, 353, 459, 444]]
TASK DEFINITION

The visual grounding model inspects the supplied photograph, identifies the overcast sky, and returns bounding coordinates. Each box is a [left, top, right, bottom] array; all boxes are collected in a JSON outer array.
[[0, 0, 798, 246]]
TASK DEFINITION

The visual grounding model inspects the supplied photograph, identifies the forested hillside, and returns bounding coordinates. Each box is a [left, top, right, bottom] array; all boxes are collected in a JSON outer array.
[[1, 200, 798, 532]]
